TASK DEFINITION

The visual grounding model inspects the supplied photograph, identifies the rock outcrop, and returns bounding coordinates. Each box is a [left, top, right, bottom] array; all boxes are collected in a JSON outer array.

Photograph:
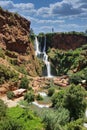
[[51, 33, 87, 50], [38, 33, 87, 51], [0, 7, 30, 53], [0, 8, 43, 77]]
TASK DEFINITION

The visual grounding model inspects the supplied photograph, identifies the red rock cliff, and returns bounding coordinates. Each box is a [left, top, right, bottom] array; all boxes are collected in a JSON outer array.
[[0, 8, 43, 77], [52, 33, 87, 50], [41, 33, 87, 50], [0, 8, 30, 53]]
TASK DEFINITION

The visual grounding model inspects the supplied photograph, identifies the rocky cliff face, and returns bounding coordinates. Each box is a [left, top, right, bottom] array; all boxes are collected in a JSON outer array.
[[38, 33, 87, 51], [0, 7, 30, 53], [0, 8, 43, 77], [51, 33, 87, 50]]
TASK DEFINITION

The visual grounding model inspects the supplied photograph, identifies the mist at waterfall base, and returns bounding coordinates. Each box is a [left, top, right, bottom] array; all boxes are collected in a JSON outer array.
[[34, 36, 53, 78]]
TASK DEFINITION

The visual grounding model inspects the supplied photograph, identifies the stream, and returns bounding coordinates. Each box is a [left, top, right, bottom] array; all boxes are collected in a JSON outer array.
[[32, 92, 50, 108]]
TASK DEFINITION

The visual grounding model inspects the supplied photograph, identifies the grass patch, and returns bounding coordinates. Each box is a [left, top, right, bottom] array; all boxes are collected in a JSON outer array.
[[7, 106, 44, 130]]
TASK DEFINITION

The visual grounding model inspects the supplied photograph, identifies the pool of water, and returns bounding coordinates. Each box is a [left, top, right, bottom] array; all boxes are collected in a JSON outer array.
[[38, 92, 47, 97], [32, 101, 49, 108]]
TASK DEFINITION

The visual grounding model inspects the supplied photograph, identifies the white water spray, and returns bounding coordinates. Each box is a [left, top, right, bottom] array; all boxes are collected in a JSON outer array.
[[34, 36, 53, 77], [34, 37, 41, 56]]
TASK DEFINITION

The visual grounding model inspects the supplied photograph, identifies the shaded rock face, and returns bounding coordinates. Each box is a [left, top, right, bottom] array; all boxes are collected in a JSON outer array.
[[0, 8, 30, 53], [51, 34, 87, 50], [38, 33, 87, 51]]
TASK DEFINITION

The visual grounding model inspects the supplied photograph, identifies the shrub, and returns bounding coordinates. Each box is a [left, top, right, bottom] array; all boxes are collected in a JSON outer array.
[[69, 73, 82, 84], [82, 44, 87, 50], [0, 64, 18, 84], [5, 50, 18, 58], [65, 118, 85, 130], [0, 99, 7, 120], [20, 76, 29, 89], [10, 59, 18, 65], [0, 48, 5, 59], [0, 118, 24, 130], [6, 106, 44, 130], [42, 108, 70, 130], [64, 85, 86, 120], [36, 94, 43, 101], [52, 84, 86, 120], [48, 87, 55, 96], [17, 65, 28, 75], [0, 77, 5, 85], [6, 91, 15, 99], [24, 92, 35, 103]]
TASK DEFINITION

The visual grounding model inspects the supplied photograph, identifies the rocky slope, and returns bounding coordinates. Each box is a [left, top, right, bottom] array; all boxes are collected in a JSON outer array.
[[0, 7, 42, 77], [0, 7, 30, 53]]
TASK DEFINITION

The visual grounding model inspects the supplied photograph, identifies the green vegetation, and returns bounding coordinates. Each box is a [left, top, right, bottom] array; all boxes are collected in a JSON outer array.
[[20, 76, 29, 89], [48, 87, 55, 96], [36, 94, 43, 101], [7, 106, 43, 130], [48, 45, 87, 84], [0, 100, 43, 130], [0, 48, 5, 59], [41, 84, 87, 130], [0, 118, 24, 130], [5, 50, 18, 58], [0, 64, 18, 84], [52, 84, 86, 120], [24, 92, 35, 103], [69, 67, 87, 85], [0, 6, 3, 10], [15, 65, 28, 75], [6, 91, 15, 99], [42, 108, 70, 130], [0, 99, 7, 120]]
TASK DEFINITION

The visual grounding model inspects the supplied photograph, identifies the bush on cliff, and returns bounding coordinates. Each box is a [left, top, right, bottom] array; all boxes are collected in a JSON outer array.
[[48, 46, 87, 76], [24, 92, 35, 103], [20, 76, 29, 89], [0, 64, 18, 84]]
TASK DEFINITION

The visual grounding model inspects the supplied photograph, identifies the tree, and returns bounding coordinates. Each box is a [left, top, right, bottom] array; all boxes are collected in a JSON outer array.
[[52, 85, 86, 120], [0, 118, 24, 130], [65, 118, 87, 130], [48, 87, 55, 97], [6, 91, 15, 99], [0, 99, 7, 120], [30, 28, 34, 36], [20, 76, 29, 89], [42, 108, 70, 130], [24, 92, 35, 103], [85, 29, 87, 34], [64, 85, 86, 120], [52, 90, 65, 108]]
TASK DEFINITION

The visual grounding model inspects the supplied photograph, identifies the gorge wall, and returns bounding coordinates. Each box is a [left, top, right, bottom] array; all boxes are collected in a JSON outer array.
[[38, 33, 87, 51], [0, 8, 42, 76], [0, 7, 30, 53]]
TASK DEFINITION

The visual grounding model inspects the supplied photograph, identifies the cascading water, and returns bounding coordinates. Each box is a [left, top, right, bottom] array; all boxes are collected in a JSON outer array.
[[34, 37, 41, 56], [34, 36, 52, 77]]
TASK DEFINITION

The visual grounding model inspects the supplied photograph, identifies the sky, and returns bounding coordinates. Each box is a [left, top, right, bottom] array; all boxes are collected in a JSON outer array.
[[0, 0, 87, 34]]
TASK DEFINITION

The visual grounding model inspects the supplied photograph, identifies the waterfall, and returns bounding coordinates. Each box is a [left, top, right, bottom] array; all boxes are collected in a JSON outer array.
[[34, 36, 53, 77], [34, 37, 41, 56], [43, 35, 46, 52]]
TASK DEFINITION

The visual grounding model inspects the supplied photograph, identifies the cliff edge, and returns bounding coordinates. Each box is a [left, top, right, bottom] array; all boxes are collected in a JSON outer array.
[[0, 8, 42, 77]]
